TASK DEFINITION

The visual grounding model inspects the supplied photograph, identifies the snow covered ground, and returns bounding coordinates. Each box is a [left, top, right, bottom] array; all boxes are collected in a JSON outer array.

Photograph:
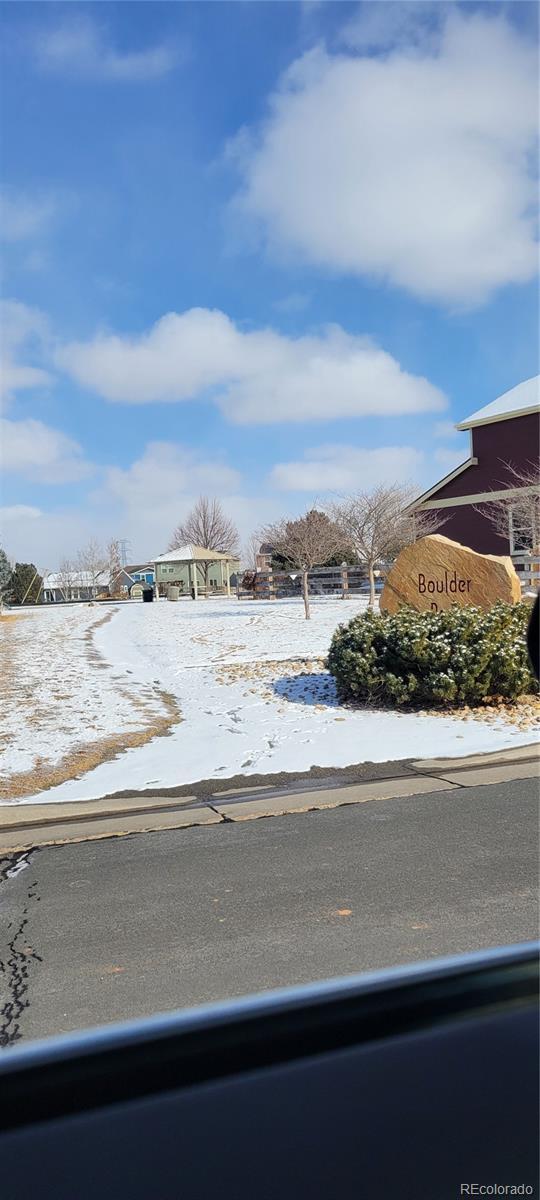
[[0, 605, 174, 800], [2, 597, 538, 806]]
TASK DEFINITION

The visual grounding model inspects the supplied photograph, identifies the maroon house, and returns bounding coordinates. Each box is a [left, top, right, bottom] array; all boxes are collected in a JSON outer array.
[[409, 376, 539, 555]]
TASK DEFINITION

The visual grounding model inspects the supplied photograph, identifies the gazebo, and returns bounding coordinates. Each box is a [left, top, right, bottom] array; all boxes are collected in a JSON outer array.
[[152, 544, 234, 598]]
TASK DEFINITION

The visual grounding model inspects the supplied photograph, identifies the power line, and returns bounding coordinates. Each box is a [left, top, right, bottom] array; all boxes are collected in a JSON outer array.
[[118, 539, 130, 567]]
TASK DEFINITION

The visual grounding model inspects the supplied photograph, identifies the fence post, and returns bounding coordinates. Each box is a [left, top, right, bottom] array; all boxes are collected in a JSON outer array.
[[341, 565, 349, 600]]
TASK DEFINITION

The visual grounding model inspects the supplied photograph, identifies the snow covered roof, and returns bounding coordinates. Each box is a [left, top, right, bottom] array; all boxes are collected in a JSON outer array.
[[43, 570, 110, 589], [110, 568, 134, 583], [456, 375, 539, 430], [153, 544, 233, 563]]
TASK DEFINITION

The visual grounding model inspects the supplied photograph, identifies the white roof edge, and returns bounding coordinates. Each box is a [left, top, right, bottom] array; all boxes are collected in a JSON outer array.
[[111, 568, 135, 582], [456, 404, 539, 431], [457, 375, 539, 430], [406, 457, 477, 510]]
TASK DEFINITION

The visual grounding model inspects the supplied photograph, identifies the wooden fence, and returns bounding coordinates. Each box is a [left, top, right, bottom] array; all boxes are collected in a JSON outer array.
[[251, 565, 371, 600], [511, 552, 540, 590]]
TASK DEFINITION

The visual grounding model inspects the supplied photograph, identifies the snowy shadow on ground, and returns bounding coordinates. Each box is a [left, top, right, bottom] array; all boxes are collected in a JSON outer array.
[[273, 672, 340, 708]]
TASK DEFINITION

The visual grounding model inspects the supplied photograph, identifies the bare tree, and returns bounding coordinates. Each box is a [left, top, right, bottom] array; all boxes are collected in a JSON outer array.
[[169, 496, 240, 593], [329, 485, 447, 608], [76, 540, 107, 592], [408, 506, 450, 544], [473, 462, 540, 554], [107, 539, 123, 596], [241, 533, 263, 572], [261, 509, 347, 619], [57, 558, 78, 601]]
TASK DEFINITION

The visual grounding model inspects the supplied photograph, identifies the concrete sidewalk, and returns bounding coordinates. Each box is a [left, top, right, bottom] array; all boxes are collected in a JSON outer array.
[[0, 743, 537, 854]]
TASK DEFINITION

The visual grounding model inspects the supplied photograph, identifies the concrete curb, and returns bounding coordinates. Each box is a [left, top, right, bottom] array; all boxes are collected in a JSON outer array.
[[0, 744, 537, 854]]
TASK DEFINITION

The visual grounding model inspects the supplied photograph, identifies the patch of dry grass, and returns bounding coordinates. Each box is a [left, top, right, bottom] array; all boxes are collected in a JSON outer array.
[[1, 690, 181, 801], [419, 694, 540, 733], [215, 656, 326, 686], [1, 606, 183, 801]]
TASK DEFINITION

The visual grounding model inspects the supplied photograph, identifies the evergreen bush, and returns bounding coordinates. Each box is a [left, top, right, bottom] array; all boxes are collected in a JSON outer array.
[[327, 602, 537, 708]]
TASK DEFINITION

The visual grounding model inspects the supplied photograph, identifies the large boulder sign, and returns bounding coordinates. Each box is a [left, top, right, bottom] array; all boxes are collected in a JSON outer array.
[[380, 535, 521, 614]]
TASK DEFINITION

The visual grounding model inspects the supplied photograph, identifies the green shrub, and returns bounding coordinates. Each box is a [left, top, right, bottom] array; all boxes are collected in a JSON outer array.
[[327, 602, 538, 708]]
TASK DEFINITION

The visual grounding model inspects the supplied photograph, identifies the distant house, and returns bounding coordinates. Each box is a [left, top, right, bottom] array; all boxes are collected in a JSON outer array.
[[42, 563, 156, 603], [408, 376, 539, 555], [125, 563, 155, 587], [109, 568, 139, 597], [42, 569, 110, 603], [256, 543, 273, 571]]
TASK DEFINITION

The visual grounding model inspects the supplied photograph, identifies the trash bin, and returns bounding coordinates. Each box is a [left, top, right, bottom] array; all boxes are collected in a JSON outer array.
[[168, 585, 179, 602], [142, 587, 153, 603]]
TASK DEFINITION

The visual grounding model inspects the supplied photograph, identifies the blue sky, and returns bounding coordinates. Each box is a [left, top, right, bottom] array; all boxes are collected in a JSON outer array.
[[1, 0, 538, 568]]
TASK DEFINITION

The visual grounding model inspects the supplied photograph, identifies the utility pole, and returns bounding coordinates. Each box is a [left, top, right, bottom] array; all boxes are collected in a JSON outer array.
[[118, 539, 130, 567]]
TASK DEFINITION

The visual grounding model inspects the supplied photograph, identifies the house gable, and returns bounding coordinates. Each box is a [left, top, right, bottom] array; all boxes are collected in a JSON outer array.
[[412, 412, 539, 510]]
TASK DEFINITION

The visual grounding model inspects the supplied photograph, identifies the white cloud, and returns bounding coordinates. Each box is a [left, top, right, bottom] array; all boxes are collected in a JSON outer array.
[[270, 444, 424, 491], [0, 508, 100, 573], [0, 505, 42, 522], [1, 417, 92, 484], [340, 2, 446, 53], [93, 442, 287, 563], [229, 11, 538, 305], [0, 489, 290, 573], [0, 437, 297, 569], [95, 441, 243, 556], [433, 446, 468, 471], [103, 441, 241, 511], [0, 299, 53, 404], [57, 307, 446, 423], [58, 309, 246, 404], [433, 419, 460, 439], [0, 188, 56, 242], [0, 361, 51, 403], [34, 15, 178, 82], [1, 306, 87, 518]]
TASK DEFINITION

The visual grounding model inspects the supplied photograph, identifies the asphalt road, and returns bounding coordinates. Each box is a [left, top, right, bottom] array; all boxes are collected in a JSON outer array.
[[1, 776, 538, 1046]]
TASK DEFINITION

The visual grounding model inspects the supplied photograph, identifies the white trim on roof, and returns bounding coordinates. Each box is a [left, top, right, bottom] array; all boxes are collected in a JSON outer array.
[[406, 458, 477, 510], [416, 485, 537, 511], [456, 375, 539, 431]]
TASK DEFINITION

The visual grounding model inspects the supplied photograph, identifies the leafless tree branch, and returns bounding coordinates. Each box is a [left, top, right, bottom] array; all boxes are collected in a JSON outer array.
[[328, 484, 448, 607], [261, 509, 348, 618], [76, 540, 107, 585], [107, 539, 123, 596], [473, 460, 540, 552], [169, 496, 240, 592]]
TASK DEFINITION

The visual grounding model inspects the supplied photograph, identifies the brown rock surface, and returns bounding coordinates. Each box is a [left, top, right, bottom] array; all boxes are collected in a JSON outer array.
[[380, 535, 522, 614]]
